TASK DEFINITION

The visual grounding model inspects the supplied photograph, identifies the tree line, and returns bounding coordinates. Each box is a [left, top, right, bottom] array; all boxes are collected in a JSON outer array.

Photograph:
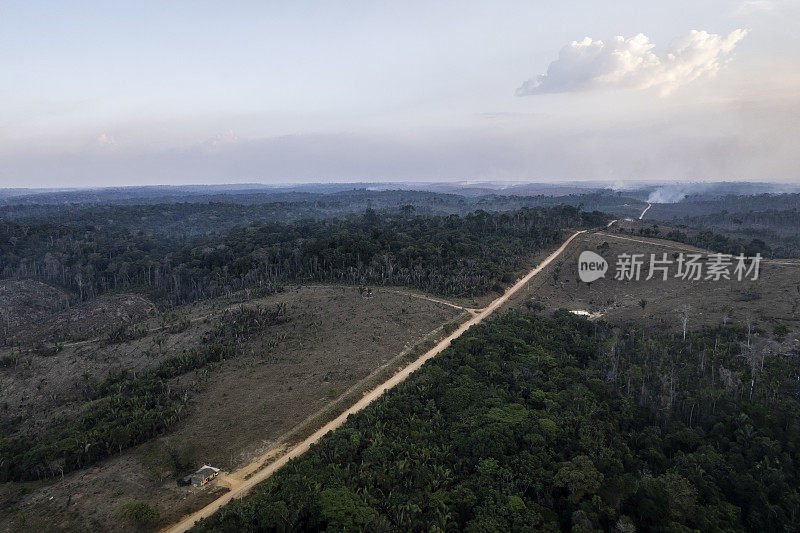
[[647, 193, 800, 220], [677, 209, 800, 258], [0, 206, 608, 304], [618, 223, 775, 258]]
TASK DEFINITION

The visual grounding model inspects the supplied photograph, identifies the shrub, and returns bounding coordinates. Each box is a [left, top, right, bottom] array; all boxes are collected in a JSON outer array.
[[113, 500, 160, 529], [774, 324, 789, 337]]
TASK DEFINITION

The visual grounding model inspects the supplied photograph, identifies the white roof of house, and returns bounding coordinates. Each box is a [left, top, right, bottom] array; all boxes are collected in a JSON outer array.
[[194, 465, 220, 475]]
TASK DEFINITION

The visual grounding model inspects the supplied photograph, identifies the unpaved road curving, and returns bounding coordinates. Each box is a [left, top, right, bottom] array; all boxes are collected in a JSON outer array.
[[162, 229, 586, 533], [382, 288, 480, 314], [639, 203, 652, 220]]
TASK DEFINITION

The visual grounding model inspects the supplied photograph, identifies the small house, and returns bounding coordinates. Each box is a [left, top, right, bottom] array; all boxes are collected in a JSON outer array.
[[184, 464, 220, 487]]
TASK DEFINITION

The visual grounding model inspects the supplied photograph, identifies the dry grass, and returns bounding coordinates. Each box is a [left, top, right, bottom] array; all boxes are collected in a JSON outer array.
[[507, 224, 800, 336], [0, 284, 461, 532]]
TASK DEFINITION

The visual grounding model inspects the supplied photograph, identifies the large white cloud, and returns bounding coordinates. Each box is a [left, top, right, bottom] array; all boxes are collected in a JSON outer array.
[[517, 29, 747, 96]]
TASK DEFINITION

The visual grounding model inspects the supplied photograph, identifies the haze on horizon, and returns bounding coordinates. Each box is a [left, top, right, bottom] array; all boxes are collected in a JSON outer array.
[[1, 0, 799, 188]]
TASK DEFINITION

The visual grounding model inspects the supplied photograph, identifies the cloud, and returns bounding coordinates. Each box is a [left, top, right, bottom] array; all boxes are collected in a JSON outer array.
[[517, 29, 747, 96], [733, 0, 775, 16]]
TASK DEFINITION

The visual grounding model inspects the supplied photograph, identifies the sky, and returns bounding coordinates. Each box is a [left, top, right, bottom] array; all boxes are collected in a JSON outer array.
[[1, 0, 799, 187]]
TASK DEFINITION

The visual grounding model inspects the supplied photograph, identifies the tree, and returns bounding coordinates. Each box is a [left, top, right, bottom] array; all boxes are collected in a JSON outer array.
[[739, 338, 772, 400], [553, 455, 604, 504], [677, 304, 691, 341], [188, 312, 800, 532], [661, 472, 698, 522], [745, 311, 755, 347], [722, 308, 731, 326]]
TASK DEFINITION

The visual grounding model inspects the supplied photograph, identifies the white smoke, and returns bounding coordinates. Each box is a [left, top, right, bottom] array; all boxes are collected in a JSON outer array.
[[517, 29, 747, 96], [647, 187, 689, 203]]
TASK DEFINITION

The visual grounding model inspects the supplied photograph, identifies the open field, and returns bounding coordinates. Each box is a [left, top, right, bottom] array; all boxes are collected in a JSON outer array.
[[506, 221, 800, 337], [0, 284, 461, 532]]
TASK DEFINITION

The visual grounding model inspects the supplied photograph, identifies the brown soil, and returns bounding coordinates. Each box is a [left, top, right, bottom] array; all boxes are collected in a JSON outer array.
[[0, 284, 461, 532], [506, 223, 800, 335]]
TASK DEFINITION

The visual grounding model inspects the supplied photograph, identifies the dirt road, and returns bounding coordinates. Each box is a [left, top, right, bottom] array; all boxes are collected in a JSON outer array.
[[596, 231, 705, 254], [162, 229, 586, 533], [639, 203, 652, 220], [380, 289, 479, 314]]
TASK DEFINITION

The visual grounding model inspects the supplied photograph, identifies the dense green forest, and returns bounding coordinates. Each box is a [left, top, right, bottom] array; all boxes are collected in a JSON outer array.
[[0, 304, 287, 482], [194, 311, 800, 532], [0, 206, 608, 303], [0, 190, 643, 235]]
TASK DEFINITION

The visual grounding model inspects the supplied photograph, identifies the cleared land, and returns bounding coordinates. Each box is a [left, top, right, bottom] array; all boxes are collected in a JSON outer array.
[[0, 279, 156, 346], [506, 221, 800, 334], [1, 285, 461, 532]]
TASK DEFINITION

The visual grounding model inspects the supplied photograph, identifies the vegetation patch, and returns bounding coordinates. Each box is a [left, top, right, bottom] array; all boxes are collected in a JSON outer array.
[[113, 500, 160, 529]]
